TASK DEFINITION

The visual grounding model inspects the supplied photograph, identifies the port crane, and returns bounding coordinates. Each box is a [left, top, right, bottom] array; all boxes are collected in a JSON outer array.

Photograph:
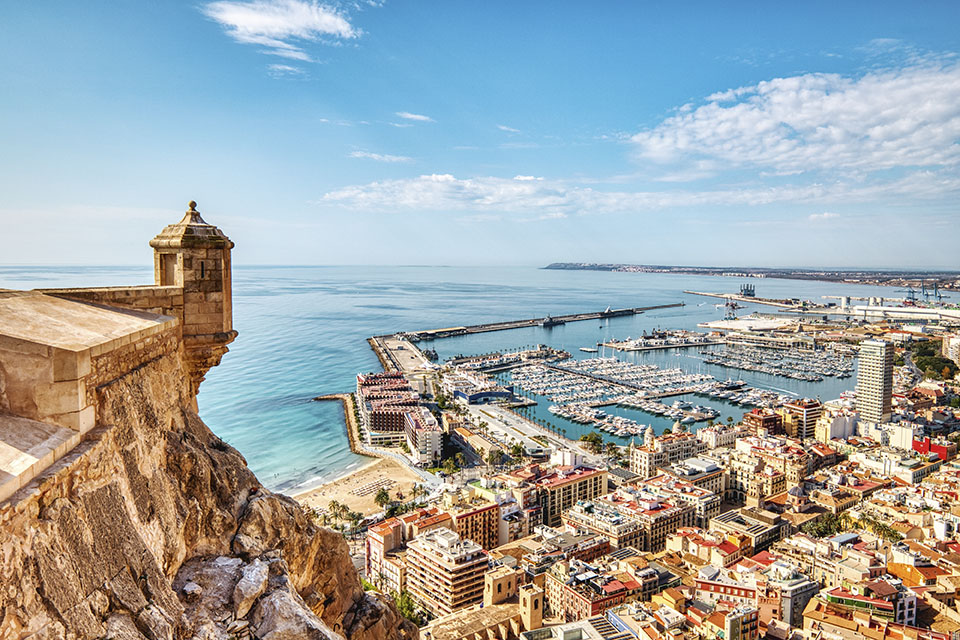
[[920, 280, 946, 302], [896, 287, 918, 304]]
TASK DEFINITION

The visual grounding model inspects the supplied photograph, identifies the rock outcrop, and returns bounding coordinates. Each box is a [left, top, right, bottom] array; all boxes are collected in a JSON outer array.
[[0, 348, 417, 640]]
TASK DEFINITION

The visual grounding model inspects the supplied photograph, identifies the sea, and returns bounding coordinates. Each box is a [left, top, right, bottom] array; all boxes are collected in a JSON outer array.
[[0, 265, 903, 494]]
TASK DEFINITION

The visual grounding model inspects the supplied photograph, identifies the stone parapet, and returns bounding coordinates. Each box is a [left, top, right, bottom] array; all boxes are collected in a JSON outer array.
[[41, 285, 185, 323]]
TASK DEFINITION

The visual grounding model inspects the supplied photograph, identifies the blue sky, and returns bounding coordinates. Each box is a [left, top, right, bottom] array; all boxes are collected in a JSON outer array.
[[1, 1, 959, 268]]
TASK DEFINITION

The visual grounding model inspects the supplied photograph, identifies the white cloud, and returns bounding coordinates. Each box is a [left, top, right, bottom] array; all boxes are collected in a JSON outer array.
[[513, 175, 543, 181], [395, 111, 434, 122], [809, 212, 840, 221], [202, 0, 358, 62], [267, 63, 304, 76], [348, 150, 413, 163], [631, 61, 960, 175], [497, 124, 521, 133], [321, 170, 960, 215]]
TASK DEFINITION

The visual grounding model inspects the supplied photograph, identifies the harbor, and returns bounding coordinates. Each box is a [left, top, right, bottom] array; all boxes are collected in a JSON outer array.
[[365, 298, 864, 446], [696, 343, 854, 382], [506, 356, 792, 439]]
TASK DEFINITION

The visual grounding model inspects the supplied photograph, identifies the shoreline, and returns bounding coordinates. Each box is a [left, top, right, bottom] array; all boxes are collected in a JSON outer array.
[[291, 456, 424, 517], [313, 392, 376, 458], [290, 456, 381, 499]]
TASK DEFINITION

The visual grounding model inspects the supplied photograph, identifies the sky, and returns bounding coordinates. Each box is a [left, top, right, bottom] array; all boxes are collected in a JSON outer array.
[[1, 1, 959, 268]]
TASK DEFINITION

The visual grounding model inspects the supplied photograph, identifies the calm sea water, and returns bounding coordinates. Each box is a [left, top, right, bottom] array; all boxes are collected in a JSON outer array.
[[0, 265, 901, 492]]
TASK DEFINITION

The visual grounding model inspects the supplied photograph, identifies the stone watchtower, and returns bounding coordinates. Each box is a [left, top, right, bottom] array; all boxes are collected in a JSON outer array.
[[149, 201, 237, 398]]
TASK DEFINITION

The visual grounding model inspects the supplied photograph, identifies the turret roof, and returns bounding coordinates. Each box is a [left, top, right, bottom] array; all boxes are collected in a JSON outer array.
[[150, 201, 233, 249]]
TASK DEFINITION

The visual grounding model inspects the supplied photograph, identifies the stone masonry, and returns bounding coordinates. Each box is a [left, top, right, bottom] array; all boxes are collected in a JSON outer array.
[[0, 203, 417, 639]]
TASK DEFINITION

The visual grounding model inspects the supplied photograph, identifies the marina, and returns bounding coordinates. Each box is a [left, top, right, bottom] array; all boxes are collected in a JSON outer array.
[[696, 343, 855, 382], [507, 356, 793, 439]]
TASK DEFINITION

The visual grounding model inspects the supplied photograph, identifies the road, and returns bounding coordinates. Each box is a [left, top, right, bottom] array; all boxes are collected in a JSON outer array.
[[460, 402, 604, 467]]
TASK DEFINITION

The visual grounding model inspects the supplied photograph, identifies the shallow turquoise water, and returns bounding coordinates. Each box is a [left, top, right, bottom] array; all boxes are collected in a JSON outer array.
[[0, 265, 899, 492]]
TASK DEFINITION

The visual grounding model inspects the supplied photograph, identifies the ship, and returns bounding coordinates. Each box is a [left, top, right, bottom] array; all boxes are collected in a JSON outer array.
[[579, 347, 599, 353], [539, 314, 566, 327], [600, 305, 633, 318]]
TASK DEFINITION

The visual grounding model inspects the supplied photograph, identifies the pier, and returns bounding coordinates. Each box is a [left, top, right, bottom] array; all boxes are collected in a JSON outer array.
[[684, 290, 798, 309], [397, 302, 686, 340], [601, 332, 724, 351], [369, 302, 685, 374]]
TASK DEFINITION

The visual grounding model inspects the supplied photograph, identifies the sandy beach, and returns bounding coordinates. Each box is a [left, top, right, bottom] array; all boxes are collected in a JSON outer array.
[[292, 456, 425, 517]]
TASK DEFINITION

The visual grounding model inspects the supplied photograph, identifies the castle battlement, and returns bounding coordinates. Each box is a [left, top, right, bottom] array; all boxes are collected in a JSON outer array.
[[0, 201, 235, 503]]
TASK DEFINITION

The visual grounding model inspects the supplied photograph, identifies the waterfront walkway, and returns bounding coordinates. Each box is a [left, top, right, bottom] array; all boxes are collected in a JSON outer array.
[[313, 393, 442, 490]]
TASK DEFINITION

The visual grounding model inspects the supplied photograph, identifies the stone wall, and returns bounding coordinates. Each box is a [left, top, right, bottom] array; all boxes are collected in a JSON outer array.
[[86, 327, 180, 409], [42, 286, 185, 326], [0, 348, 416, 640]]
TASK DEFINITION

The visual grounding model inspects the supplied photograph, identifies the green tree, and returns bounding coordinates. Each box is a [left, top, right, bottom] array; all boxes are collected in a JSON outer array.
[[442, 457, 459, 476], [579, 431, 604, 454], [487, 448, 502, 469], [511, 443, 524, 459], [393, 590, 422, 626], [455, 452, 466, 468], [346, 511, 362, 537], [374, 487, 392, 509], [327, 500, 346, 528]]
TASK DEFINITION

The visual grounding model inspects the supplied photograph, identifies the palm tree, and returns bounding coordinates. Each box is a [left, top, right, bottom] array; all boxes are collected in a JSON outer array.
[[347, 511, 362, 538], [374, 487, 392, 509], [328, 500, 346, 529], [455, 452, 466, 468]]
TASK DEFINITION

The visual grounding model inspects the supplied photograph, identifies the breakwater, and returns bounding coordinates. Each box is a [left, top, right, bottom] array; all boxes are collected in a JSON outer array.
[[382, 302, 685, 340]]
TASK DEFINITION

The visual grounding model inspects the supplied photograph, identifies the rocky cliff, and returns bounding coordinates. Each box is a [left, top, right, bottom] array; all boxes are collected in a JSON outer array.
[[0, 347, 417, 640]]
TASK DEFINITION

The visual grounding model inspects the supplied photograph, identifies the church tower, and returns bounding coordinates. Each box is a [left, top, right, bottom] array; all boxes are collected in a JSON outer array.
[[520, 583, 543, 632], [150, 201, 237, 401]]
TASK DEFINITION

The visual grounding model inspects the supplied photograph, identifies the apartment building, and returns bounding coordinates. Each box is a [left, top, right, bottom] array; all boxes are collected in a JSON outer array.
[[777, 398, 823, 441], [743, 408, 784, 436], [710, 507, 788, 553], [520, 465, 607, 527], [356, 371, 420, 446], [406, 528, 489, 617], [857, 340, 893, 424], [630, 432, 707, 479], [404, 406, 442, 465], [365, 506, 453, 594]]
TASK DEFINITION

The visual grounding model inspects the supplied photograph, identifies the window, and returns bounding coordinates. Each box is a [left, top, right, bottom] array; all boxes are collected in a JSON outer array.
[[160, 254, 177, 285], [498, 583, 502, 594], [201, 261, 205, 278], [534, 599, 539, 610]]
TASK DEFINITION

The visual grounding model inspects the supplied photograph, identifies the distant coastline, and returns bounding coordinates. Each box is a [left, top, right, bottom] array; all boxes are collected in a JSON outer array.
[[543, 263, 960, 289]]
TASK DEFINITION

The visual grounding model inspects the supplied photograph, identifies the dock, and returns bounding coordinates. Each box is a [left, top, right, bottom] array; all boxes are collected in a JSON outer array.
[[684, 290, 798, 309], [601, 339, 723, 352], [396, 302, 686, 340]]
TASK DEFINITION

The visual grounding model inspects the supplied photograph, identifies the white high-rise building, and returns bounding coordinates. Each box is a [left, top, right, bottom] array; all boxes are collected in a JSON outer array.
[[856, 340, 893, 424]]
